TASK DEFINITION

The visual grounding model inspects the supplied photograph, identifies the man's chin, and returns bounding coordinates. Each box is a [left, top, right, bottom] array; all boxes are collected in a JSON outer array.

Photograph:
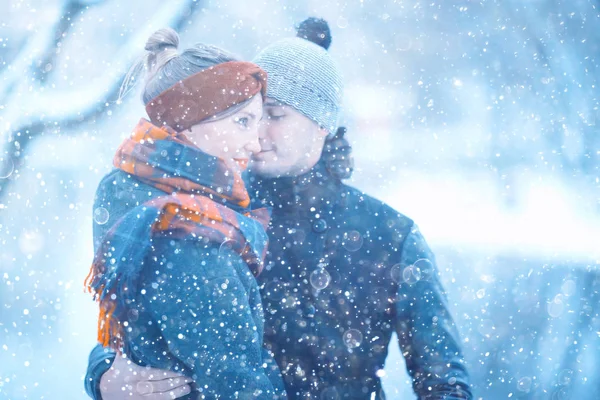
[[252, 150, 275, 160], [249, 162, 275, 177], [249, 160, 291, 178]]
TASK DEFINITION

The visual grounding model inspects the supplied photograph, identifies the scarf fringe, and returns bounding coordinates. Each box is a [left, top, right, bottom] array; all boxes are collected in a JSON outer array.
[[84, 262, 124, 350]]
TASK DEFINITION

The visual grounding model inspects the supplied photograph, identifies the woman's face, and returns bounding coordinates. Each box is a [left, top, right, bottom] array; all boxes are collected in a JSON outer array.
[[185, 94, 263, 172]]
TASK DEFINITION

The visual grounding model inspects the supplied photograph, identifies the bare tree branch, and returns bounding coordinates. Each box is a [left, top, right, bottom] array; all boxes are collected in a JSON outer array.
[[0, 0, 205, 200]]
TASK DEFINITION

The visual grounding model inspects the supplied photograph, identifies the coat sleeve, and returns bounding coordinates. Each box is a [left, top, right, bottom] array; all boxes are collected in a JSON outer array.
[[394, 224, 472, 400], [261, 347, 287, 399], [84, 171, 153, 399], [84, 344, 115, 399], [141, 238, 280, 399]]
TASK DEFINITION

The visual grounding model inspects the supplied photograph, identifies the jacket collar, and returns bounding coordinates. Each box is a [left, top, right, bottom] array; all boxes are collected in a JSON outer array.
[[248, 161, 342, 211]]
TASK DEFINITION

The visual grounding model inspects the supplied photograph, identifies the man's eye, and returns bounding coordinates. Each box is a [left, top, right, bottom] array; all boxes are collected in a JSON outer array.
[[234, 117, 250, 128], [268, 114, 284, 121]]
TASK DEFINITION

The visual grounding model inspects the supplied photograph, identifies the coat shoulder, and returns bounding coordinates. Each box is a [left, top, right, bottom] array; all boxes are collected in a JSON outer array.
[[92, 170, 163, 250], [94, 169, 161, 210], [340, 183, 415, 234]]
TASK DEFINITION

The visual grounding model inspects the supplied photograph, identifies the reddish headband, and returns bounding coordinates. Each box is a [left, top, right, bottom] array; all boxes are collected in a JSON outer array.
[[145, 61, 267, 132]]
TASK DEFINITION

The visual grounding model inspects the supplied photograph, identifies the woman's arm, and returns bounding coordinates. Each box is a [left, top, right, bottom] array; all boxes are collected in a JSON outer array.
[[84, 344, 115, 399]]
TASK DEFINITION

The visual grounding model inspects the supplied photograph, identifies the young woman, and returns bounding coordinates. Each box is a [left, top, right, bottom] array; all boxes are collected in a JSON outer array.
[[84, 28, 285, 399]]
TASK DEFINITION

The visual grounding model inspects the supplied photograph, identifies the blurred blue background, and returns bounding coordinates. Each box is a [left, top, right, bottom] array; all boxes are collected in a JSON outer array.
[[0, 0, 598, 398]]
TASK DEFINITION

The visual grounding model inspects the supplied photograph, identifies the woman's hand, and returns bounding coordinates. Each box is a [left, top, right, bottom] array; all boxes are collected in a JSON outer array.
[[99, 354, 193, 399]]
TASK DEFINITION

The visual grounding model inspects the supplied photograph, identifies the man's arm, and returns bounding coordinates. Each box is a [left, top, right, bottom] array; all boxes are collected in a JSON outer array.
[[84, 344, 116, 399], [395, 224, 472, 400]]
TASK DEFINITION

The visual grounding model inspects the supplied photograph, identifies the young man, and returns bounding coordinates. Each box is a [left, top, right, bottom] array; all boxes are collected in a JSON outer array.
[[85, 18, 472, 400]]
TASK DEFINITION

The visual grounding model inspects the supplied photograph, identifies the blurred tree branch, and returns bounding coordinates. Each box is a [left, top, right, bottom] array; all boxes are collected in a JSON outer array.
[[0, 0, 204, 200]]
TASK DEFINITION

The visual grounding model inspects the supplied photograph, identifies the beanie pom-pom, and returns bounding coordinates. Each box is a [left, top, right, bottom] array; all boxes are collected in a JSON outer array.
[[296, 17, 332, 50]]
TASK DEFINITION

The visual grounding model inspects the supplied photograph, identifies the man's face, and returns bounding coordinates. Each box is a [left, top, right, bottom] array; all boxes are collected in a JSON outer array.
[[250, 98, 328, 178]]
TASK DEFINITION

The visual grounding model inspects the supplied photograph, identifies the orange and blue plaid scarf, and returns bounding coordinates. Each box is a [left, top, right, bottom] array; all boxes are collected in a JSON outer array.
[[84, 118, 270, 349]]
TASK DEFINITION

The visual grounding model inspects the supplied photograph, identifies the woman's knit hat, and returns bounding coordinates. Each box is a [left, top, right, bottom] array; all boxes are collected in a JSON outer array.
[[252, 18, 343, 135]]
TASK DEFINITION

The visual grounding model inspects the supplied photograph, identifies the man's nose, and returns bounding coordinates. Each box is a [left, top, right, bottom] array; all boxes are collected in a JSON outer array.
[[258, 119, 269, 139]]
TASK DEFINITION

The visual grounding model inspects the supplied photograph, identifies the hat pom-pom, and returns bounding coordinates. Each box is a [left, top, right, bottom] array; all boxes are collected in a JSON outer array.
[[296, 17, 332, 50]]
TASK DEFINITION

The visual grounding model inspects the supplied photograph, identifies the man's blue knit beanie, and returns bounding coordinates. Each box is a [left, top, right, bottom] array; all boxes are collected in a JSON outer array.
[[253, 18, 343, 135]]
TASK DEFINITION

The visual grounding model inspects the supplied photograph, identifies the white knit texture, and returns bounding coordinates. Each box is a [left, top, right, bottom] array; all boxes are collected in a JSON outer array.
[[253, 38, 343, 134]]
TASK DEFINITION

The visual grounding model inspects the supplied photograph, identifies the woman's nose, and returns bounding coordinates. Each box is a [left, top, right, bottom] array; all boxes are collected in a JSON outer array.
[[245, 131, 261, 154]]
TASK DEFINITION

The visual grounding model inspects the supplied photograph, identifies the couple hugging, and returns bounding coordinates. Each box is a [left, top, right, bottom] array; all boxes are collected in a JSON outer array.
[[84, 17, 472, 400]]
